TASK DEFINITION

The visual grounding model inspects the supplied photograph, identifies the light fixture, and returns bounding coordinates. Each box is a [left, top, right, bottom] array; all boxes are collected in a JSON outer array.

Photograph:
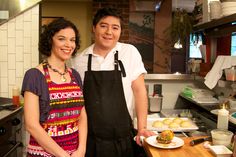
[[174, 39, 183, 49], [155, 0, 164, 12]]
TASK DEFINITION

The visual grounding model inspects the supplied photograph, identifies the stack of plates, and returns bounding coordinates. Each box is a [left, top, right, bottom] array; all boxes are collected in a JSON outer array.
[[222, 2, 236, 16]]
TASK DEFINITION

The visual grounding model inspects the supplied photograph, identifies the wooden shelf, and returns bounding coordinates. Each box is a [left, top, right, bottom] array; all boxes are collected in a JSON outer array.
[[193, 13, 236, 32]]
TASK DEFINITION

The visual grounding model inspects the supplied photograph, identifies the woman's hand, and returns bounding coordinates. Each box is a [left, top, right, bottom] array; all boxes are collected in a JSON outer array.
[[70, 149, 85, 157]]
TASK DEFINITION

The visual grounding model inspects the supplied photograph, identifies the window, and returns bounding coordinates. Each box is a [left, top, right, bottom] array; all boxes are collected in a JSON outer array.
[[231, 32, 236, 56], [189, 33, 203, 59]]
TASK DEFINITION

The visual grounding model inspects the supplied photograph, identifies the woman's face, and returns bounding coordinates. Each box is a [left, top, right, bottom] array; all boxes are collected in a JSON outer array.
[[51, 27, 76, 61], [93, 16, 121, 51]]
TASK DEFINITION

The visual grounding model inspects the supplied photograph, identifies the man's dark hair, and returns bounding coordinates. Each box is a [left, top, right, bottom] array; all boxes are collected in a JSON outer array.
[[39, 18, 80, 57], [93, 7, 123, 27]]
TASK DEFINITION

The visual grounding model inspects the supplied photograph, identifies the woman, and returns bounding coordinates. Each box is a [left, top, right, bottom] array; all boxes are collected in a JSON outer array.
[[21, 18, 87, 157]]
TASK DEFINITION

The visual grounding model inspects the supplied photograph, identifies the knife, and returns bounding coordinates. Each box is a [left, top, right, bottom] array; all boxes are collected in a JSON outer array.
[[190, 137, 212, 146]]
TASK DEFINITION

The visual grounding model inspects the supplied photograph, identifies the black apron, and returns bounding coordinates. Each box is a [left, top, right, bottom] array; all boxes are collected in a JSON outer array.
[[83, 52, 134, 157]]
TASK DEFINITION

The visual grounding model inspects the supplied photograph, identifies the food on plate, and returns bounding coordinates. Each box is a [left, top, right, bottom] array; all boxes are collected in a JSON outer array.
[[168, 122, 179, 128], [152, 120, 164, 128], [180, 120, 192, 128], [173, 117, 183, 124], [163, 118, 172, 125], [156, 130, 174, 144]]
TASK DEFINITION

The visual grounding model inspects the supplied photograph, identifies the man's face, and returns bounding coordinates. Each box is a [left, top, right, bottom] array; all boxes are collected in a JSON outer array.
[[93, 16, 121, 51]]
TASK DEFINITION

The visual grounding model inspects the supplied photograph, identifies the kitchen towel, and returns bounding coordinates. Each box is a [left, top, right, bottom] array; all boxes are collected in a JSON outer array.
[[204, 56, 236, 89]]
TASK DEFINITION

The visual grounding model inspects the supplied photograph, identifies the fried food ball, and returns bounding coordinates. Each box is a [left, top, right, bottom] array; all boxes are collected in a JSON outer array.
[[152, 120, 164, 128], [172, 117, 183, 124], [180, 120, 192, 128], [162, 118, 172, 125], [168, 122, 180, 128]]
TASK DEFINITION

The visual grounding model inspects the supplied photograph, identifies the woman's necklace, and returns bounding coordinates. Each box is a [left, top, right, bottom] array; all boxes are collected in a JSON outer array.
[[44, 60, 68, 82]]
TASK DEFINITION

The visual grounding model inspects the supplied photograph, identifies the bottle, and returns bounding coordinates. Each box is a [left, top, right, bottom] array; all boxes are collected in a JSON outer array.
[[217, 108, 229, 130], [12, 86, 20, 106]]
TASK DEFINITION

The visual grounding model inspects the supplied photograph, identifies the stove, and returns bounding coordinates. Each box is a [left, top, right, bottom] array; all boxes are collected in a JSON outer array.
[[0, 97, 23, 157]]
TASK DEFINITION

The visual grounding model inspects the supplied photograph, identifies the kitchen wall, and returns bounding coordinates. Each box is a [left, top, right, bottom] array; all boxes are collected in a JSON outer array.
[[0, 5, 39, 98], [41, 1, 92, 52]]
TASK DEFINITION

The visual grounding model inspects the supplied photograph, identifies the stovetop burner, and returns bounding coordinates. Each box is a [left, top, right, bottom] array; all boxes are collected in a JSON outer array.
[[0, 104, 19, 111]]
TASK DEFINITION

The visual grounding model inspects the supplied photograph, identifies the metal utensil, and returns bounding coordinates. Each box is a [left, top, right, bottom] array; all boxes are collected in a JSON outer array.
[[190, 136, 212, 146]]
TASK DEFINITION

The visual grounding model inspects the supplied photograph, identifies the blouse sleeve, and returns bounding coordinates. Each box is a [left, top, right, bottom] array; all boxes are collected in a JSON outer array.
[[71, 68, 83, 90], [21, 68, 50, 123]]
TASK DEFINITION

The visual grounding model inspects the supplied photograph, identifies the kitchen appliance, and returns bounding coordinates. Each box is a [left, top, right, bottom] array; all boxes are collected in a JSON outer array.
[[148, 84, 162, 113], [0, 97, 23, 157]]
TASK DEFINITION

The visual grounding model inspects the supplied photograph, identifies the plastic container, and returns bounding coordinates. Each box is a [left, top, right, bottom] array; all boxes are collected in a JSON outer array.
[[224, 67, 236, 81], [211, 129, 233, 147], [209, 145, 233, 157]]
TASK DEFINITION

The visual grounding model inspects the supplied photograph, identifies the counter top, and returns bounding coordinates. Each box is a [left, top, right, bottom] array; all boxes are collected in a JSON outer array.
[[144, 136, 214, 157], [0, 106, 23, 123], [145, 74, 194, 81]]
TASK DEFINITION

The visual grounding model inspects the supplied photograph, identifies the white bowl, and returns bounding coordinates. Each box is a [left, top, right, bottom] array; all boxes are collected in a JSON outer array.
[[209, 145, 232, 157]]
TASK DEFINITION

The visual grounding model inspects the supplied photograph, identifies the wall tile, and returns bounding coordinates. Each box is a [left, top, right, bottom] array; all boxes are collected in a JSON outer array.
[[23, 53, 32, 70], [16, 62, 24, 77], [8, 38, 16, 53], [23, 22, 32, 37], [31, 46, 39, 62], [16, 14, 24, 30], [0, 22, 7, 30], [16, 30, 24, 46], [23, 10, 32, 22], [32, 5, 39, 15], [0, 62, 8, 77], [0, 46, 8, 61], [0, 4, 39, 98], [31, 30, 39, 46], [32, 15, 39, 31], [0, 92, 8, 97], [0, 30, 7, 45], [7, 20, 16, 37], [8, 69, 16, 85], [0, 77, 8, 92], [8, 85, 14, 98], [23, 37, 31, 53], [8, 54, 16, 69], [16, 46, 24, 61]]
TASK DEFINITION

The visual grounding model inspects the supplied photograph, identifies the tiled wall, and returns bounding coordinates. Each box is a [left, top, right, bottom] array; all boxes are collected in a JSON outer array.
[[0, 5, 39, 98]]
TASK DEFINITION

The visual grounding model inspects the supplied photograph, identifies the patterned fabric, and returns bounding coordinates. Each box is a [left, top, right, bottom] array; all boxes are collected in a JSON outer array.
[[27, 62, 84, 157]]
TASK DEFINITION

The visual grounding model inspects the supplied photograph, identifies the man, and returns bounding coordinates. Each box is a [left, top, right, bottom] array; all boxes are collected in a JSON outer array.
[[72, 7, 154, 157]]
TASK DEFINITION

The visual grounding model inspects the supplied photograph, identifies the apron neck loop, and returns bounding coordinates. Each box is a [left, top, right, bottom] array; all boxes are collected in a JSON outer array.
[[88, 54, 92, 71]]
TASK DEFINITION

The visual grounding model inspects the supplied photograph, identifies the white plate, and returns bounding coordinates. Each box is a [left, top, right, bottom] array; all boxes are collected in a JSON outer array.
[[210, 109, 219, 115], [145, 135, 184, 149]]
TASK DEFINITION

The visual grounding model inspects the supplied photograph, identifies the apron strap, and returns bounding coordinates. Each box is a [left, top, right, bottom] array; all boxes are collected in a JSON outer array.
[[115, 51, 126, 77], [88, 54, 92, 71], [88, 52, 126, 77]]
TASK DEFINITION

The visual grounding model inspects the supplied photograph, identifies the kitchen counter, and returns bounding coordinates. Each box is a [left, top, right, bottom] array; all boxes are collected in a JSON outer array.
[[0, 97, 23, 123], [143, 136, 214, 157], [177, 94, 236, 133]]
